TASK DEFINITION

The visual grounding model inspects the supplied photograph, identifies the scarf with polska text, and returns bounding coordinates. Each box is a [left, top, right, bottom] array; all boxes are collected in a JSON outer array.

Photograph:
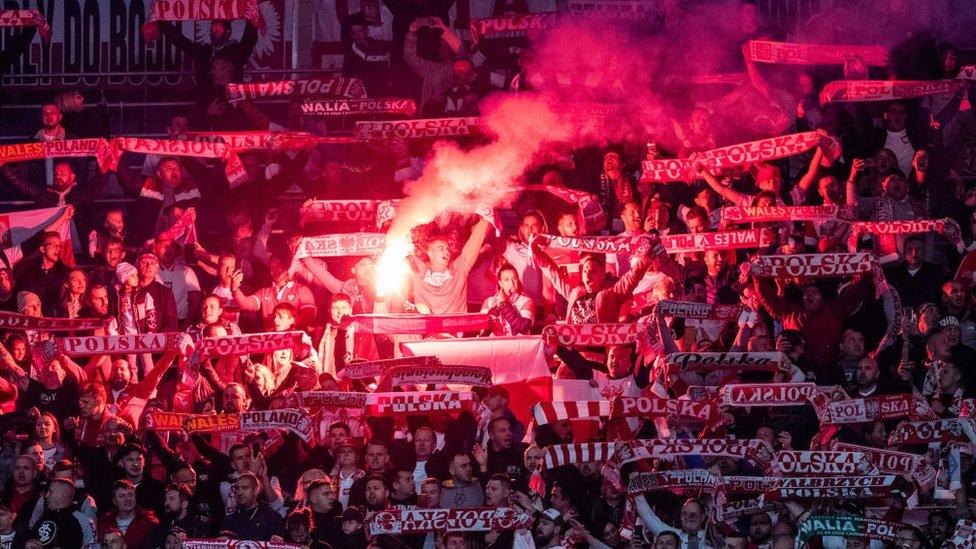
[[375, 364, 493, 390], [0, 139, 116, 171], [832, 441, 937, 492], [531, 400, 610, 425], [0, 311, 109, 332], [665, 352, 785, 373], [154, 207, 197, 246], [184, 540, 304, 549], [721, 205, 842, 224], [641, 131, 822, 182], [110, 137, 247, 187], [770, 450, 879, 476], [364, 391, 473, 416], [746, 40, 888, 66], [813, 393, 937, 425], [355, 117, 481, 141], [820, 80, 967, 104], [515, 185, 606, 235], [195, 331, 303, 357], [143, 0, 264, 40], [299, 98, 417, 117], [35, 333, 186, 362], [718, 383, 833, 406], [795, 514, 904, 549], [367, 507, 533, 536], [887, 418, 976, 445], [299, 199, 400, 227], [284, 391, 367, 409], [763, 475, 897, 502], [469, 11, 559, 43], [292, 233, 386, 259], [602, 438, 775, 487], [0, 10, 50, 41], [848, 219, 964, 253], [543, 442, 618, 468], [346, 313, 490, 335], [542, 318, 650, 347], [749, 252, 875, 278], [339, 355, 441, 379], [226, 77, 367, 101], [609, 396, 716, 424]]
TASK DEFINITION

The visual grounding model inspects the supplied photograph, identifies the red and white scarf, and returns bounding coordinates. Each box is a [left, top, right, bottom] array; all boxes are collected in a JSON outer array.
[[887, 419, 976, 445], [531, 400, 610, 425], [745, 40, 888, 66], [36, 333, 185, 361], [665, 352, 785, 373], [820, 80, 967, 104], [771, 451, 878, 476], [543, 442, 618, 468], [339, 355, 441, 379], [661, 229, 773, 254], [285, 391, 368, 409], [347, 313, 490, 334], [196, 331, 303, 357], [833, 442, 937, 491], [111, 137, 247, 187], [657, 300, 743, 321], [0, 139, 116, 172], [364, 391, 473, 416], [718, 383, 826, 406], [469, 12, 559, 43], [376, 364, 493, 390], [185, 131, 319, 151], [603, 439, 775, 485], [355, 117, 481, 141], [226, 77, 367, 102], [293, 233, 386, 259], [0, 10, 51, 41], [143, 0, 264, 40], [0, 311, 109, 332], [367, 508, 533, 535], [627, 470, 719, 495], [542, 320, 648, 346], [299, 199, 400, 227], [516, 185, 606, 235], [750, 252, 875, 278], [182, 409, 313, 441], [184, 540, 303, 549], [848, 219, 964, 253], [154, 207, 198, 246], [814, 393, 937, 425], [299, 98, 417, 117], [761, 475, 896, 501], [721, 205, 842, 224], [641, 131, 821, 181], [609, 396, 715, 423]]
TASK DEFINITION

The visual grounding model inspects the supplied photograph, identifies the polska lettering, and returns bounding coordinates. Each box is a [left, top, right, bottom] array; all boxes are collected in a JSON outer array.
[[376, 364, 493, 390], [300, 200, 398, 225], [299, 98, 417, 117], [751, 253, 875, 278], [144, 0, 263, 39], [288, 391, 368, 409], [338, 356, 441, 379], [641, 132, 820, 181], [470, 12, 559, 41], [226, 78, 368, 101], [719, 383, 821, 406], [610, 396, 714, 422], [542, 322, 645, 346], [355, 117, 481, 140], [820, 80, 966, 104], [293, 233, 386, 258], [46, 333, 182, 358], [746, 40, 888, 66], [0, 311, 109, 332], [367, 507, 533, 535], [365, 391, 472, 415], [666, 352, 784, 372], [833, 442, 937, 490], [772, 451, 875, 476], [197, 331, 303, 357]]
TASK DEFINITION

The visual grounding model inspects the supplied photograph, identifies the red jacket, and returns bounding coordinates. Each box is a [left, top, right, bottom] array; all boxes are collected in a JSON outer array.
[[98, 507, 159, 548]]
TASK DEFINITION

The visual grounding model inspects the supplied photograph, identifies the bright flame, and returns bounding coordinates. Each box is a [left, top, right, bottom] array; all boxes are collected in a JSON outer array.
[[375, 234, 414, 298]]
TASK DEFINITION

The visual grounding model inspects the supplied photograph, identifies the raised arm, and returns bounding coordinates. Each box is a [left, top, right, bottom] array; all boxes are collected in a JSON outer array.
[[156, 21, 207, 60], [753, 275, 791, 320], [0, 27, 36, 73], [698, 164, 750, 206], [793, 147, 825, 199], [846, 158, 866, 209], [459, 219, 490, 268], [529, 238, 575, 300], [298, 257, 346, 294], [230, 269, 261, 312], [403, 18, 436, 76]]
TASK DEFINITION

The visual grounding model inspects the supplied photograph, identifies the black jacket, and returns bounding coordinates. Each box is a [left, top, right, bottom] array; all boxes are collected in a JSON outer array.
[[219, 503, 285, 541]]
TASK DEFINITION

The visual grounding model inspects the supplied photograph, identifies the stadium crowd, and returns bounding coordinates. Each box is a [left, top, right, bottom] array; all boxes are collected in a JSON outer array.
[[0, 0, 975, 548]]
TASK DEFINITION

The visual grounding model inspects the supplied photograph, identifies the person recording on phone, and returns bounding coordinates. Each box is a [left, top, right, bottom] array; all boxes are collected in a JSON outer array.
[[403, 16, 467, 116]]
